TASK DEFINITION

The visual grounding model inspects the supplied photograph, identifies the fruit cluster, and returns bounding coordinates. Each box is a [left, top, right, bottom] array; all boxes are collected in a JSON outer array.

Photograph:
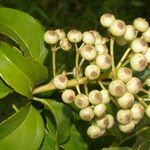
[[44, 13, 150, 139]]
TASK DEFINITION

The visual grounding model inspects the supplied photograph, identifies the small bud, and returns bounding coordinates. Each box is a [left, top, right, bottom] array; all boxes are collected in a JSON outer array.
[[74, 94, 89, 109], [94, 103, 106, 117], [79, 107, 95, 121], [109, 79, 126, 97], [127, 77, 142, 94], [133, 17, 149, 32], [67, 29, 82, 43], [95, 44, 108, 54], [80, 44, 97, 61], [119, 121, 135, 133], [62, 89, 75, 103], [73, 67, 83, 78], [55, 29, 66, 40], [53, 74, 68, 89], [146, 105, 150, 118], [117, 109, 132, 125], [88, 90, 102, 105], [109, 19, 126, 37], [60, 38, 72, 51], [145, 47, 150, 63], [83, 31, 95, 45], [106, 114, 115, 129], [100, 13, 116, 28], [116, 36, 127, 46], [96, 115, 109, 129], [101, 90, 110, 104], [96, 54, 112, 70], [117, 67, 132, 83], [145, 77, 150, 87], [143, 27, 150, 42], [95, 36, 103, 45], [85, 64, 100, 80], [89, 30, 100, 38]]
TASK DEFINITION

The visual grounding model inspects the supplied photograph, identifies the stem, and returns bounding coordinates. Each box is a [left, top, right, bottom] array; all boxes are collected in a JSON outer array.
[[141, 88, 150, 95], [110, 37, 116, 78], [98, 80, 106, 90], [52, 50, 56, 77], [84, 83, 88, 95], [76, 85, 81, 94], [110, 96, 119, 108], [79, 58, 85, 67], [12, 104, 19, 112], [116, 48, 131, 70], [135, 95, 148, 107], [120, 58, 130, 67], [75, 43, 80, 79]]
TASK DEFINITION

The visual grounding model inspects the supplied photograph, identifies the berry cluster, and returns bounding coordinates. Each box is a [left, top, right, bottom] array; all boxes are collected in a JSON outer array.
[[44, 13, 150, 139]]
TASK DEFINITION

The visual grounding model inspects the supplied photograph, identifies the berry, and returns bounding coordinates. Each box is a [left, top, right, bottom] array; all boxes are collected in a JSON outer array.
[[109, 19, 126, 37], [44, 30, 59, 44], [145, 47, 150, 63], [124, 25, 137, 41], [101, 90, 110, 104], [146, 105, 150, 118], [109, 79, 126, 97], [67, 29, 82, 43], [117, 67, 132, 83], [79, 107, 95, 121], [87, 125, 104, 139], [88, 90, 102, 105], [95, 36, 103, 45], [53, 74, 68, 89], [62, 89, 75, 103], [117, 109, 132, 125], [94, 103, 106, 117], [100, 13, 116, 28], [119, 121, 135, 133], [143, 27, 150, 42], [95, 44, 108, 54], [118, 92, 134, 109], [83, 31, 95, 45], [145, 77, 150, 87], [55, 29, 66, 40], [127, 77, 142, 94], [130, 54, 148, 72], [80, 44, 97, 61], [96, 54, 112, 70], [89, 30, 100, 38], [131, 103, 145, 120], [74, 94, 89, 109], [106, 114, 115, 129], [116, 36, 127, 46], [85, 64, 100, 80], [96, 115, 109, 129], [131, 38, 148, 54], [133, 17, 149, 32], [60, 38, 72, 51]]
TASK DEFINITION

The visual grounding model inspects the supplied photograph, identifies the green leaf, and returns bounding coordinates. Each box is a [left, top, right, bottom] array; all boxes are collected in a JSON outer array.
[[0, 42, 48, 98], [61, 125, 88, 150], [0, 104, 44, 150], [102, 147, 133, 150], [0, 79, 13, 99], [0, 8, 48, 63]]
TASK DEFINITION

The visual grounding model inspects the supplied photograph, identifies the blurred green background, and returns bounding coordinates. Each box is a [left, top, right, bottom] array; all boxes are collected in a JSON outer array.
[[0, 0, 150, 31]]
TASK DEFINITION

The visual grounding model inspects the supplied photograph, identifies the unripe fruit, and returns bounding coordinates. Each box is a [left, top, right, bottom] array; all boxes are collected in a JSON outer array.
[[53, 74, 68, 89], [106, 114, 115, 129], [117, 109, 132, 125], [80, 44, 97, 61], [127, 77, 142, 94], [145, 47, 150, 63], [44, 30, 59, 44], [96, 115, 109, 129], [55, 29, 66, 40], [146, 105, 150, 118], [119, 121, 135, 133], [117, 67, 132, 83], [143, 28, 150, 42], [95, 36, 103, 45], [94, 103, 106, 117], [60, 38, 72, 51], [109, 19, 126, 37], [87, 125, 104, 139], [118, 92, 134, 109], [67, 29, 82, 43], [124, 25, 137, 41], [100, 13, 116, 28], [88, 90, 102, 105], [83, 31, 95, 45], [95, 44, 108, 54], [89, 30, 100, 38], [145, 77, 150, 87], [130, 54, 148, 72], [131, 103, 145, 120], [109, 80, 126, 97], [133, 17, 149, 32], [79, 107, 95, 121], [101, 90, 110, 104], [116, 36, 127, 46], [96, 54, 112, 70], [85, 64, 100, 80], [62, 89, 75, 103], [131, 38, 148, 54], [74, 94, 89, 109]]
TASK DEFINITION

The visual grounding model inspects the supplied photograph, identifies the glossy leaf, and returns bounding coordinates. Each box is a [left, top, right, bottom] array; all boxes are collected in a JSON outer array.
[[0, 42, 48, 98], [0, 104, 44, 150], [0, 8, 48, 63], [0, 80, 13, 99], [61, 125, 88, 150]]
